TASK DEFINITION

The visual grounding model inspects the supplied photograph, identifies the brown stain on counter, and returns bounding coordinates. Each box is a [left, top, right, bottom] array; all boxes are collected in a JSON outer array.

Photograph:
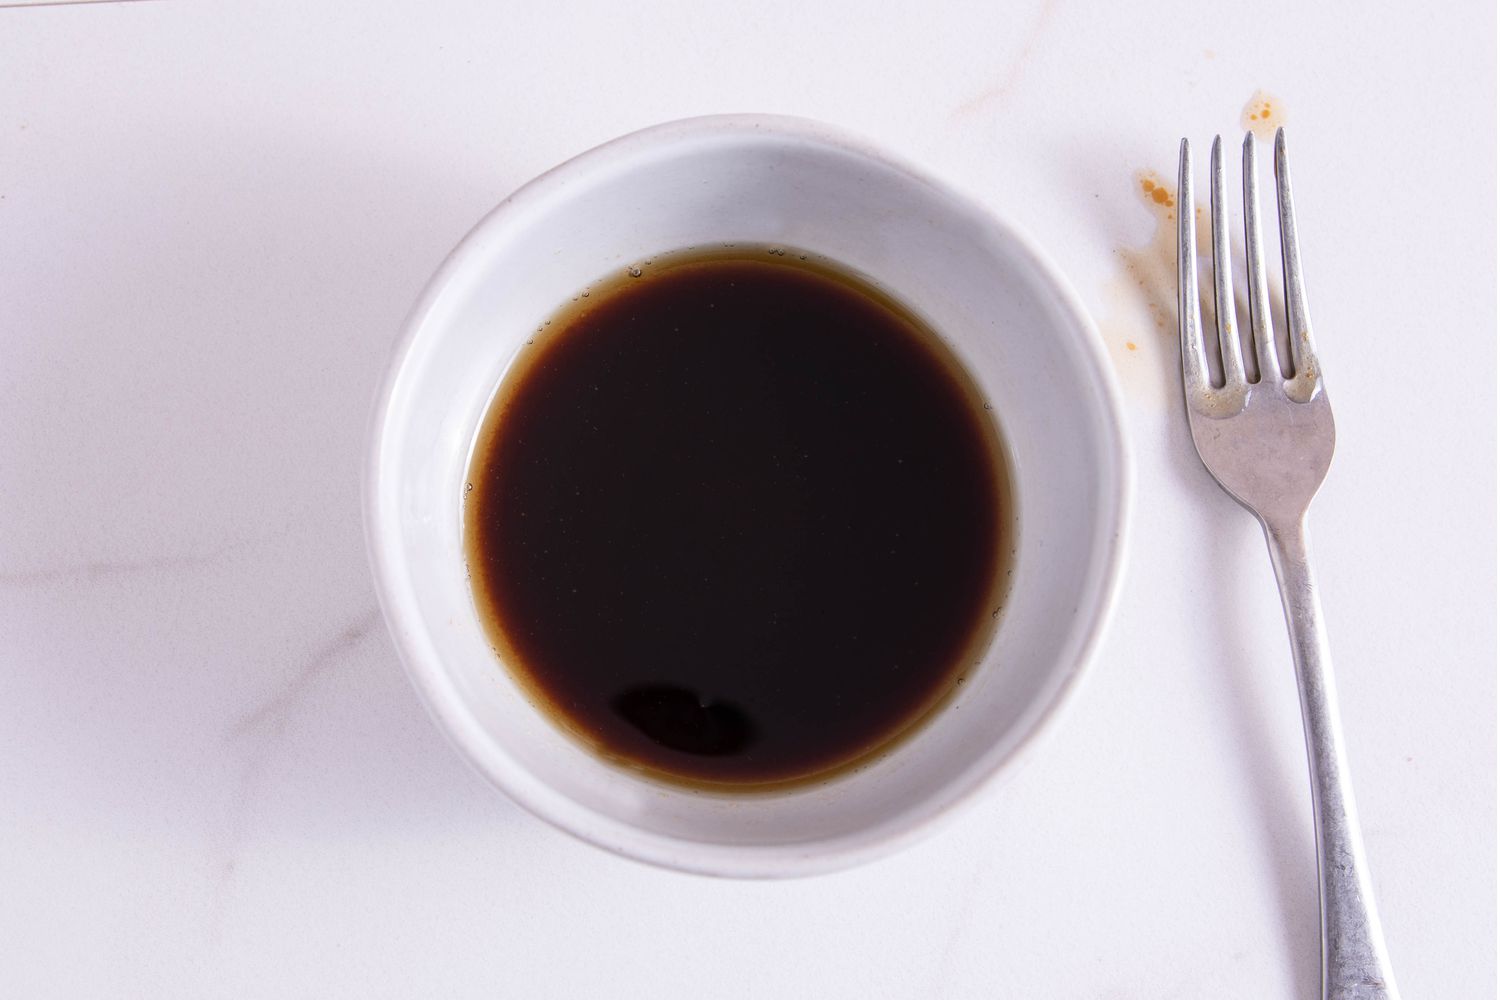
[[1139, 174, 1175, 208], [1242, 91, 1287, 140], [1095, 170, 1209, 408]]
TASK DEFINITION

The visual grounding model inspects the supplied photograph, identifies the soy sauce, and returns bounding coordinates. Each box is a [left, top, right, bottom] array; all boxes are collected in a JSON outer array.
[[465, 249, 1013, 787]]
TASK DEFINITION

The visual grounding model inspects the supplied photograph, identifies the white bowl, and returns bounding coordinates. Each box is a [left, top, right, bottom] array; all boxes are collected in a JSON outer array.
[[365, 115, 1130, 877]]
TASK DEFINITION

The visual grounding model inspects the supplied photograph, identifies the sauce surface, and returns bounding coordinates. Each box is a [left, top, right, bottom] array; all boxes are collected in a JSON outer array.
[[465, 250, 1012, 786]]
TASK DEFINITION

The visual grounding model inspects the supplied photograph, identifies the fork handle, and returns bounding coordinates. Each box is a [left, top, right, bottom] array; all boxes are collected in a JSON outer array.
[[1264, 516, 1399, 1000]]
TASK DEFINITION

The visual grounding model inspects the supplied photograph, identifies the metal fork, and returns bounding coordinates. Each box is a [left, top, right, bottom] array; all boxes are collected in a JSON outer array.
[[1176, 130, 1399, 1000]]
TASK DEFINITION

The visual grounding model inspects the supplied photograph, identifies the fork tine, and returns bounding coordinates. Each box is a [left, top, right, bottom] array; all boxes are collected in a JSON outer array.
[[1177, 139, 1210, 395], [1241, 133, 1280, 382], [1274, 128, 1318, 376], [1210, 136, 1246, 388]]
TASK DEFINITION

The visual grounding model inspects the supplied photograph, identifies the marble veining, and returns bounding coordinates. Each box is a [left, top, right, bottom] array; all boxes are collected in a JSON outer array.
[[949, 0, 1059, 117], [227, 609, 384, 741], [209, 609, 385, 941], [0, 544, 240, 586]]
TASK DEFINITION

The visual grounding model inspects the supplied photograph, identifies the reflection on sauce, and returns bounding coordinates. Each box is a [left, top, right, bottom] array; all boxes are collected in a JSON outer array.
[[611, 685, 756, 757]]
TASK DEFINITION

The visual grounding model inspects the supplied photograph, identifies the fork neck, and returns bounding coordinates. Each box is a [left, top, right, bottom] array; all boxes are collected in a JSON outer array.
[[1262, 512, 1310, 563]]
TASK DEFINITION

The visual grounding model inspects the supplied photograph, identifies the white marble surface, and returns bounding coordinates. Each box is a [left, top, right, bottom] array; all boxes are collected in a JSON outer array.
[[1, 1, 1493, 997]]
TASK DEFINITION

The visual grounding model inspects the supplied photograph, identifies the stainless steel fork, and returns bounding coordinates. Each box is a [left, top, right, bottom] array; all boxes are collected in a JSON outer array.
[[1176, 131, 1399, 1000]]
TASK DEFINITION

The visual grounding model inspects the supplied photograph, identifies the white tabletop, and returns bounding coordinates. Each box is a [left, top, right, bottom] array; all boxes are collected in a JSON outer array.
[[2, 1, 1494, 997]]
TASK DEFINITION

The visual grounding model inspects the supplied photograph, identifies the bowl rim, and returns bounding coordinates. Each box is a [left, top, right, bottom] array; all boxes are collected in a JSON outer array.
[[364, 113, 1133, 878]]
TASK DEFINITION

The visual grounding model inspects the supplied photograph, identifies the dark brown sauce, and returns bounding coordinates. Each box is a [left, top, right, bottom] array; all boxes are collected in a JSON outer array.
[[465, 248, 1014, 788]]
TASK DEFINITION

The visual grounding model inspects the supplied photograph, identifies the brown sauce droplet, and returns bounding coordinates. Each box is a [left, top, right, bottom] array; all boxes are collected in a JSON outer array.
[[1241, 90, 1288, 139]]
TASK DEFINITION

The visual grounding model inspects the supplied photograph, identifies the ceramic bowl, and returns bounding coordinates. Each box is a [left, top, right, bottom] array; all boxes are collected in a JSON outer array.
[[365, 114, 1130, 877]]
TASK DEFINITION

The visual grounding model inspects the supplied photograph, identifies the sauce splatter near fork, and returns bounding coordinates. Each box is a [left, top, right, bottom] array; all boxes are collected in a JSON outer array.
[[1094, 170, 1208, 407], [1097, 94, 1290, 406], [1241, 91, 1288, 140]]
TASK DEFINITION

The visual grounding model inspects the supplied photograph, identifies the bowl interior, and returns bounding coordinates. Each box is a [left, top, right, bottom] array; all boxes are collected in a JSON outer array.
[[369, 117, 1126, 875]]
